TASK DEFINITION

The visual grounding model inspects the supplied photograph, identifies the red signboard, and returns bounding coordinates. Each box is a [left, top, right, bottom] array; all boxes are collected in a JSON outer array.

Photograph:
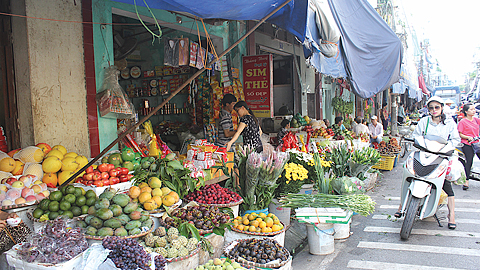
[[242, 54, 273, 118]]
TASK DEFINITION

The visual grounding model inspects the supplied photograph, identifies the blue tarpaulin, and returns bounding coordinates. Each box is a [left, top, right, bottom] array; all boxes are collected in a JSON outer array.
[[326, 0, 402, 98], [109, 0, 402, 98], [109, 0, 309, 42]]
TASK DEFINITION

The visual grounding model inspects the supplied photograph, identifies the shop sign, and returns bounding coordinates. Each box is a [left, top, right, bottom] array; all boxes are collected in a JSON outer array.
[[242, 54, 273, 118]]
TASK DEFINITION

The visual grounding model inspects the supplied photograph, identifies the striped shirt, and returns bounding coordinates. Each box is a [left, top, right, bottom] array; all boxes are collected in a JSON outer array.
[[217, 109, 234, 146]]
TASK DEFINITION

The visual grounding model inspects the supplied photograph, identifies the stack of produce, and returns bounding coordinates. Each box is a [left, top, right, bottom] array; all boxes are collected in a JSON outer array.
[[232, 212, 284, 233], [80, 188, 153, 237], [158, 205, 230, 231], [74, 164, 133, 187], [194, 258, 250, 270], [40, 144, 89, 187], [128, 177, 180, 211], [138, 226, 199, 259], [311, 127, 334, 139], [226, 238, 290, 265], [32, 184, 92, 221], [301, 125, 314, 133], [184, 183, 242, 205], [16, 217, 88, 264], [0, 175, 49, 207], [101, 147, 142, 171], [102, 236, 151, 270], [377, 138, 401, 156]]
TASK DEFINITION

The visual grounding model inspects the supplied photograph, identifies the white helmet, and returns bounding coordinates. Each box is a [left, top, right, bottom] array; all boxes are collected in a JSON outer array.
[[426, 96, 444, 106]]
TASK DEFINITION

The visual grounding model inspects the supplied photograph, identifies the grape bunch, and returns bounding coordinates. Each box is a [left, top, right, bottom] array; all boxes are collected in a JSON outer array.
[[102, 236, 151, 270], [154, 254, 167, 270], [17, 217, 88, 264]]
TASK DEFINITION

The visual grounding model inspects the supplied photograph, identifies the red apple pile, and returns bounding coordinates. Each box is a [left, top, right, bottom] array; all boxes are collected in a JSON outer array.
[[185, 183, 242, 205], [75, 163, 133, 187]]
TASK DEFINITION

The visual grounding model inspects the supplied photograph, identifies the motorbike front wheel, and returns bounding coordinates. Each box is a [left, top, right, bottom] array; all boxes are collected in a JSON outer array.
[[400, 197, 421, 240]]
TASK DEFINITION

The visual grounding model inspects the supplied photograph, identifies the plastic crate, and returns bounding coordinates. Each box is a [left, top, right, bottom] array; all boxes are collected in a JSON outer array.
[[372, 155, 395, 171]]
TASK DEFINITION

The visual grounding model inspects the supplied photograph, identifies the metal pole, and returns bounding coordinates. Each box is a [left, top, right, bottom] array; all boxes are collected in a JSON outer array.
[[60, 0, 294, 188]]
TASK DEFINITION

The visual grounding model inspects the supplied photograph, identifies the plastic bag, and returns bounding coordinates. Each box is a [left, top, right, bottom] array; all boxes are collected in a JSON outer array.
[[445, 158, 465, 182], [96, 66, 135, 119]]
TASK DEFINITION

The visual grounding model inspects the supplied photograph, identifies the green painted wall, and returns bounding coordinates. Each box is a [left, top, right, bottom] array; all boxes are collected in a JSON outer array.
[[91, 0, 240, 152]]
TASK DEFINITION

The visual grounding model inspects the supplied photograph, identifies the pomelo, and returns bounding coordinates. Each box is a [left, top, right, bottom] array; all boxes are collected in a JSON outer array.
[[42, 156, 62, 173], [0, 157, 15, 172], [47, 149, 64, 160], [61, 157, 79, 171], [52, 145, 67, 155]]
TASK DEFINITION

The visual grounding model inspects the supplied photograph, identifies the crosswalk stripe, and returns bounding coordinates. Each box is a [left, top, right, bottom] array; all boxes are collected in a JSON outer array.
[[347, 260, 465, 270], [357, 241, 480, 257], [364, 226, 480, 238], [378, 205, 480, 212], [371, 214, 480, 224], [384, 197, 480, 204]]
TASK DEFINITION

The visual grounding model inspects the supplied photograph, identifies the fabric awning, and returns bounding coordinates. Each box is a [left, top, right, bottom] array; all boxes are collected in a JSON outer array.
[[109, 0, 402, 99]]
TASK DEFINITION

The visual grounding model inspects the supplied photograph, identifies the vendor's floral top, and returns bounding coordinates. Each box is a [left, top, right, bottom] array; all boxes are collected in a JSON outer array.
[[240, 115, 262, 151]]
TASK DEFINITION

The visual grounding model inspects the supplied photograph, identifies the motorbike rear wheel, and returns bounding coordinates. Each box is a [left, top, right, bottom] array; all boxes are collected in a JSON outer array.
[[400, 196, 421, 240]]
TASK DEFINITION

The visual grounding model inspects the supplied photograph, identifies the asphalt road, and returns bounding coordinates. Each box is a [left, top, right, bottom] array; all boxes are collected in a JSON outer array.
[[292, 156, 480, 270]]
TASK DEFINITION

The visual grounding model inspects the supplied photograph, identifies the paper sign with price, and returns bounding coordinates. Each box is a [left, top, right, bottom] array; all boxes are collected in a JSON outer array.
[[242, 54, 273, 118]]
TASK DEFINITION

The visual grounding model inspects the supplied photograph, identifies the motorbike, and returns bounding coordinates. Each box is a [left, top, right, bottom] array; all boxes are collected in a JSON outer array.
[[399, 135, 464, 240]]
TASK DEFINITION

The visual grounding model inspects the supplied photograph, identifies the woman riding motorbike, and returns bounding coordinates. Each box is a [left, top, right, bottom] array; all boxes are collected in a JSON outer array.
[[394, 96, 459, 230]]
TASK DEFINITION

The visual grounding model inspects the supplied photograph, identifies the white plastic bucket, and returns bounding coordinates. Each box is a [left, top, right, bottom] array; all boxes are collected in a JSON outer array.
[[306, 223, 334, 255], [333, 219, 351, 240], [298, 184, 314, 195], [268, 199, 291, 226]]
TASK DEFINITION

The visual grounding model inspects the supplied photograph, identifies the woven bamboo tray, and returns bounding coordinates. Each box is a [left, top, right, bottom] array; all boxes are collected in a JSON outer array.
[[165, 246, 200, 263], [84, 218, 154, 240], [224, 239, 292, 269], [183, 198, 243, 208], [1, 200, 38, 211], [230, 221, 286, 236]]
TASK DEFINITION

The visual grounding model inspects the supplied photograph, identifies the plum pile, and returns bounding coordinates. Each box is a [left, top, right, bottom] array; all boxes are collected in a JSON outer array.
[[227, 238, 289, 264], [185, 183, 242, 205], [17, 217, 88, 264], [102, 236, 151, 270], [159, 205, 230, 231]]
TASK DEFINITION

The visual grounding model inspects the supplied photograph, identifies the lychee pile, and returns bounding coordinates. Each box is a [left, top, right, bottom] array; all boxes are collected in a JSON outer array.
[[184, 183, 242, 205]]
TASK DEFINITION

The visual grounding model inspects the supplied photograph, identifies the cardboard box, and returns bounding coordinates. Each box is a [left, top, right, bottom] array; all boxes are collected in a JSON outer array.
[[209, 152, 234, 179]]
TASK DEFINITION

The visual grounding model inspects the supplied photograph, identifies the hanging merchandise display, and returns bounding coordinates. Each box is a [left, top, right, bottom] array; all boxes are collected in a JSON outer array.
[[96, 66, 135, 119]]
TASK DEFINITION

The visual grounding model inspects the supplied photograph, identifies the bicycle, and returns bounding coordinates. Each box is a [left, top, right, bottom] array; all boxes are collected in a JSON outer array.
[[398, 123, 416, 158]]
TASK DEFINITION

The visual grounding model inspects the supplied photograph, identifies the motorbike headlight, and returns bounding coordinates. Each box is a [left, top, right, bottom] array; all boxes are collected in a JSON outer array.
[[405, 155, 415, 175], [426, 162, 448, 179]]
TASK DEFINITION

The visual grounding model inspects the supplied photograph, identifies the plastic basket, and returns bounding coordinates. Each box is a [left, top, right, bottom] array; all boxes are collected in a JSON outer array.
[[372, 155, 395, 171]]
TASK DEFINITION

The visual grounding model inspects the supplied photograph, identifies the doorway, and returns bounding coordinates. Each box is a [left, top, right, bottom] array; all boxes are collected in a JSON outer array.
[[0, 0, 20, 151]]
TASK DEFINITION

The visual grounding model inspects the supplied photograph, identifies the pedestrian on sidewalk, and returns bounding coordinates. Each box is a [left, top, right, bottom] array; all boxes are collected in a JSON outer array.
[[457, 103, 480, 190], [394, 96, 459, 229]]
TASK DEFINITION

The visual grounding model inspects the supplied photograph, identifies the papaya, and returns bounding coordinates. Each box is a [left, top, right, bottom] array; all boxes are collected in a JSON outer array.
[[104, 219, 122, 229], [129, 228, 141, 235], [85, 226, 97, 236], [87, 206, 96, 215], [115, 227, 128, 237], [95, 198, 110, 210], [139, 211, 149, 222], [117, 214, 130, 225], [96, 208, 114, 220], [97, 227, 114, 237], [141, 218, 153, 228], [99, 190, 115, 200], [112, 194, 130, 207], [125, 220, 141, 230], [85, 215, 94, 224], [123, 202, 138, 214], [89, 217, 103, 229], [109, 205, 123, 217], [77, 220, 87, 228]]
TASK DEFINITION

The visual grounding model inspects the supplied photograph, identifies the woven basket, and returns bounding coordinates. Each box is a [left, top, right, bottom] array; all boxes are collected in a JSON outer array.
[[84, 218, 154, 240], [165, 246, 200, 263], [26, 209, 86, 223], [230, 221, 286, 236], [183, 198, 243, 208], [224, 239, 291, 269], [1, 200, 38, 211]]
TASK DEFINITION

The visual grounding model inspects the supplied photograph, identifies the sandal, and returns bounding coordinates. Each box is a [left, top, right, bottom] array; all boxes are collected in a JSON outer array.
[[394, 212, 402, 218], [463, 185, 469, 190], [448, 223, 456, 230]]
